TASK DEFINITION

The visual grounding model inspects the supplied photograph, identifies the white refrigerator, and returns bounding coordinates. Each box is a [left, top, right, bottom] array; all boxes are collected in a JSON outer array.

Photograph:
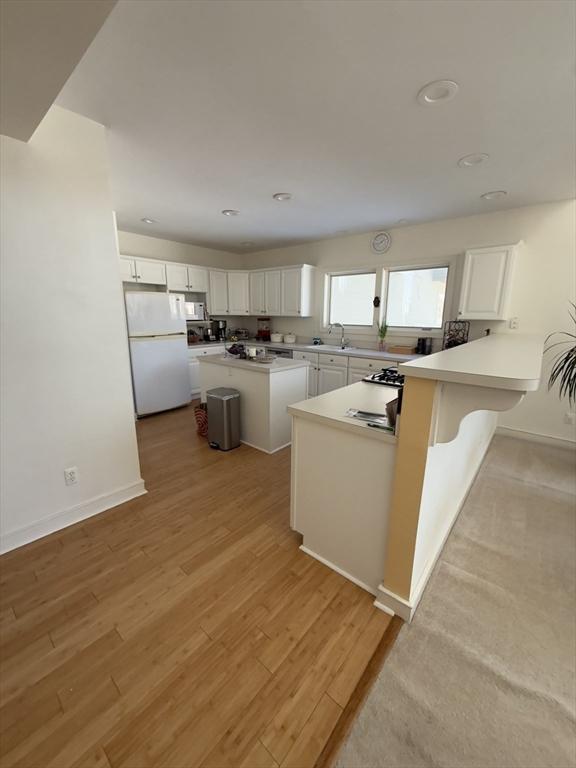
[[125, 292, 191, 416]]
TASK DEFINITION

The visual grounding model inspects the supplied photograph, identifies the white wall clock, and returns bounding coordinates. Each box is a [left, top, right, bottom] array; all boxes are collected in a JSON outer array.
[[371, 231, 392, 254]]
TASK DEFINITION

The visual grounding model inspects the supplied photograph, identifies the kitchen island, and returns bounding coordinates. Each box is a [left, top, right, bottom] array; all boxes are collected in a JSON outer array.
[[289, 333, 544, 621], [199, 354, 309, 453]]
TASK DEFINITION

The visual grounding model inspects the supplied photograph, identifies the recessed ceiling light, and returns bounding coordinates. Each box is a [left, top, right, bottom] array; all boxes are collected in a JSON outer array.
[[141, 217, 156, 224], [481, 190, 508, 200], [221, 209, 240, 216], [417, 79, 459, 105], [273, 192, 292, 201], [458, 153, 489, 167]]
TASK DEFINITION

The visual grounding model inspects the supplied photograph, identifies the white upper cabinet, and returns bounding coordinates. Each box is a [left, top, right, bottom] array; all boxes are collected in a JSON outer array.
[[136, 259, 166, 286], [187, 267, 208, 293], [120, 256, 137, 282], [228, 271, 250, 315], [120, 256, 165, 285], [458, 244, 519, 320], [166, 264, 208, 293], [281, 266, 314, 317], [249, 272, 266, 315], [209, 270, 229, 314], [166, 264, 188, 291], [265, 271, 282, 315]]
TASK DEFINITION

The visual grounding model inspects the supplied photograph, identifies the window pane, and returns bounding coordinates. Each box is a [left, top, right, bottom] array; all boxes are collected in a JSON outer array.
[[329, 273, 376, 326], [385, 267, 448, 328]]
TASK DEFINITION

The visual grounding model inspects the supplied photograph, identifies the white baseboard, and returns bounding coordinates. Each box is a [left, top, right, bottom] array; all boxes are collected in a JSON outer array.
[[240, 440, 291, 455], [496, 426, 576, 450], [299, 544, 379, 597], [0, 479, 147, 554], [374, 585, 412, 621]]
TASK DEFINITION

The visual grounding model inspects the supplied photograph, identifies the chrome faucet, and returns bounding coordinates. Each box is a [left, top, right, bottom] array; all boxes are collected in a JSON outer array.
[[328, 322, 347, 349]]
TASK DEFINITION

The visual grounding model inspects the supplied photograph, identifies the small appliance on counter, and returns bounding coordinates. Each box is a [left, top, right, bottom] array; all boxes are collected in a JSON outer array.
[[270, 333, 283, 343], [210, 319, 227, 341], [256, 317, 271, 342], [416, 337, 433, 355], [362, 366, 405, 387], [283, 333, 296, 344]]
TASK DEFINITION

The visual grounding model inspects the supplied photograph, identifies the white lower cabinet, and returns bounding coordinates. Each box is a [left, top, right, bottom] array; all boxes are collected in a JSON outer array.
[[347, 368, 368, 385], [294, 351, 320, 397], [318, 365, 348, 394], [188, 346, 226, 394], [188, 360, 200, 395]]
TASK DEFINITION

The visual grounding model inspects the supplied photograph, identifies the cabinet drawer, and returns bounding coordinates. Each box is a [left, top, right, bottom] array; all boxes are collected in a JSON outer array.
[[346, 356, 396, 372], [293, 351, 319, 364], [318, 353, 348, 367], [188, 345, 225, 358]]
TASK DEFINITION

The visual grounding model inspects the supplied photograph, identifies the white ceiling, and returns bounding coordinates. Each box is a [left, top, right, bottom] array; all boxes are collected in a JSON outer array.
[[0, 0, 116, 141], [57, 0, 576, 253]]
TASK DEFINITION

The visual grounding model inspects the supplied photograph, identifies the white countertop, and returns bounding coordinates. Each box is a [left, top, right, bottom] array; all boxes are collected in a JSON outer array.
[[191, 339, 420, 364], [258, 341, 420, 363], [198, 353, 310, 374], [399, 334, 544, 391], [288, 381, 399, 443]]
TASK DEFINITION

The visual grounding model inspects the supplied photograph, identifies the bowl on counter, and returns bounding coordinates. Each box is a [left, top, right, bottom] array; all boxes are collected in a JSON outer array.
[[270, 333, 284, 343], [283, 333, 296, 344]]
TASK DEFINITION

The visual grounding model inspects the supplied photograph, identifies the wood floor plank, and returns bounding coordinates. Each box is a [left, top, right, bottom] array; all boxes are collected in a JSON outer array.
[[0, 404, 395, 768], [281, 694, 342, 768]]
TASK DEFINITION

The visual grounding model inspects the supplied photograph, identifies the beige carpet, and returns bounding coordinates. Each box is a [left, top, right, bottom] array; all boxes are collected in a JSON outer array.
[[336, 435, 576, 768]]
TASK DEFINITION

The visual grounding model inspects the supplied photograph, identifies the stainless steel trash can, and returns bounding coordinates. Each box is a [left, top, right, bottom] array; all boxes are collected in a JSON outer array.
[[206, 388, 241, 451]]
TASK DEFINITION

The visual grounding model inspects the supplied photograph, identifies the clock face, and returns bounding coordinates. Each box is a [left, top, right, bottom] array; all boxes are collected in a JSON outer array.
[[371, 231, 391, 254]]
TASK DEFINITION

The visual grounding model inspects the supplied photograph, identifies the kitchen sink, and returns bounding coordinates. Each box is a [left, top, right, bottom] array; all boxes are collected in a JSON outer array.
[[316, 345, 355, 352]]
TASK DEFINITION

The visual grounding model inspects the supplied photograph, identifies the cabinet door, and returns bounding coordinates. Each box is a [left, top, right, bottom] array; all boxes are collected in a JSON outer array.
[[458, 245, 516, 320], [166, 264, 189, 291], [249, 272, 266, 314], [135, 259, 166, 286], [228, 272, 250, 315], [266, 271, 282, 315], [120, 257, 137, 282], [308, 365, 318, 397], [187, 267, 208, 293], [318, 365, 347, 394], [281, 269, 302, 316], [209, 271, 229, 314], [188, 360, 201, 395], [347, 368, 367, 385]]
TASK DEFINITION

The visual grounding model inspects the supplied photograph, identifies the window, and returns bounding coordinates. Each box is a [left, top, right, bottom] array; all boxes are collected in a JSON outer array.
[[328, 272, 376, 326], [385, 267, 448, 328]]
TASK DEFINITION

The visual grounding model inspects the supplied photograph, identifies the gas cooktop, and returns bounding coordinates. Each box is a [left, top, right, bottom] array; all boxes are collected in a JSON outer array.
[[362, 366, 405, 387]]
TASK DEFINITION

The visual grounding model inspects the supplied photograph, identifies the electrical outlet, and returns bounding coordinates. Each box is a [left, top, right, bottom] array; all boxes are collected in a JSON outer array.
[[64, 466, 79, 486], [564, 412, 576, 426], [509, 317, 519, 330]]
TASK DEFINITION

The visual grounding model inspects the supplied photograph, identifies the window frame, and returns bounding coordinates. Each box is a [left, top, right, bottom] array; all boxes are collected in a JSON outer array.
[[382, 264, 451, 334], [323, 268, 378, 330]]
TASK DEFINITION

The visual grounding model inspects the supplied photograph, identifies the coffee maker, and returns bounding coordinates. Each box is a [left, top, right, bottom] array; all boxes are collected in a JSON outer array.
[[210, 319, 227, 342]]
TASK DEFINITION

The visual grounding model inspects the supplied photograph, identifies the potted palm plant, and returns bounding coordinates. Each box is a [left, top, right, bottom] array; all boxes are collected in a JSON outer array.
[[546, 303, 576, 405], [378, 322, 388, 352]]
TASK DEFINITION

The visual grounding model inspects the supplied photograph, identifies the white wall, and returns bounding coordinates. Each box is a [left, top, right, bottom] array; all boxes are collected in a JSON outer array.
[[412, 410, 497, 605], [118, 230, 241, 270], [0, 106, 144, 552], [244, 201, 576, 443]]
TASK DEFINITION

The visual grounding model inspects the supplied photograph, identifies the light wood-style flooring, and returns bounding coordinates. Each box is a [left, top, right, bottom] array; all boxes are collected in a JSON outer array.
[[0, 405, 391, 768]]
